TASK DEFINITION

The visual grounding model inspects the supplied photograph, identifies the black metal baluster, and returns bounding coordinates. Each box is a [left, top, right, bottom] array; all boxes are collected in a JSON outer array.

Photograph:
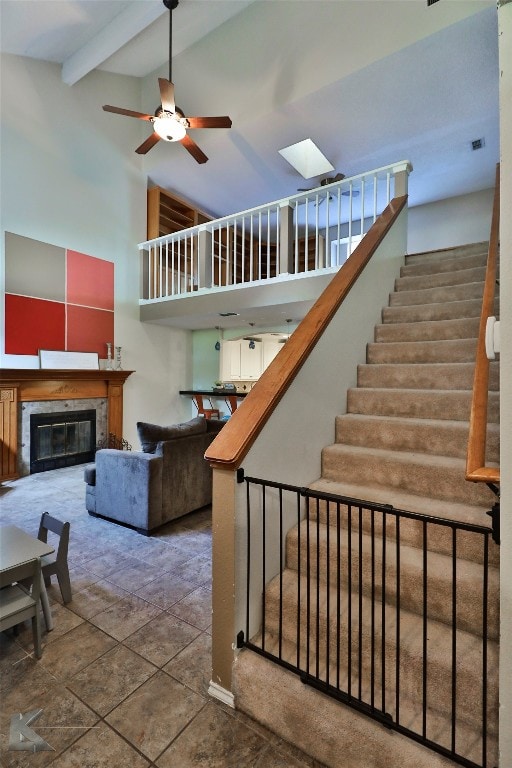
[[395, 512, 400, 725], [326, 499, 331, 687], [262, 483, 267, 652], [316, 497, 321, 679], [451, 527, 457, 754], [348, 504, 353, 699], [358, 504, 363, 700], [336, 500, 341, 692], [481, 533, 489, 768], [306, 494, 311, 679], [381, 511, 387, 713], [371, 508, 376, 709], [278, 486, 283, 661], [245, 479, 251, 644], [296, 490, 301, 671], [422, 518, 428, 739]]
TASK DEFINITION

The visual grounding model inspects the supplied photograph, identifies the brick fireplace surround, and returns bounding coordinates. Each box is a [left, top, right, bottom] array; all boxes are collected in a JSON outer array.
[[0, 369, 132, 482]]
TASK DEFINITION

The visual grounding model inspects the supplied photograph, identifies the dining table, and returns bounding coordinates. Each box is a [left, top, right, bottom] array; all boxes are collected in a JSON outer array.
[[0, 524, 55, 631]]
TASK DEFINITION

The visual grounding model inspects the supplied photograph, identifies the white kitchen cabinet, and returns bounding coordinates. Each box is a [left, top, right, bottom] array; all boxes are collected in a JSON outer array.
[[240, 340, 262, 379], [220, 339, 242, 381], [220, 335, 285, 382], [262, 339, 282, 369]]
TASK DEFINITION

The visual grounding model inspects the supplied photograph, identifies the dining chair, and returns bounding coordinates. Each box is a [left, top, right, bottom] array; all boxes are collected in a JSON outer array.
[[192, 394, 220, 420], [0, 558, 42, 658], [38, 512, 72, 604]]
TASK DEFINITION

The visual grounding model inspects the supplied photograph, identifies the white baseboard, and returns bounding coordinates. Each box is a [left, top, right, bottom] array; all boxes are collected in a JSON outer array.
[[208, 680, 235, 708]]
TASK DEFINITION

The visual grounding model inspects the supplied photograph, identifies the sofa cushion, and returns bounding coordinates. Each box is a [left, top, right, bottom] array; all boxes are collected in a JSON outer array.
[[137, 417, 207, 453]]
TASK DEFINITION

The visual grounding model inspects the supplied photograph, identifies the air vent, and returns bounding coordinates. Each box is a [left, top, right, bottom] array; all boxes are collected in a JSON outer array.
[[218, 311, 239, 317], [471, 138, 485, 151]]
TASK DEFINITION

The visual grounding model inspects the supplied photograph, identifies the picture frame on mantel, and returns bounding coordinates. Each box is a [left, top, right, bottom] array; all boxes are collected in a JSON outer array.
[[39, 350, 99, 370]]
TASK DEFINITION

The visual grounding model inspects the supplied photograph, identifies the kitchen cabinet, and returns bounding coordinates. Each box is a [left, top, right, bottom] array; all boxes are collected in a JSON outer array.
[[240, 340, 262, 379], [262, 339, 282, 369], [220, 336, 284, 382]]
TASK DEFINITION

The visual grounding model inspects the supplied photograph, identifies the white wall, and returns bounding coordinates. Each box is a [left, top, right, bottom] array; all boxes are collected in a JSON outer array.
[[498, 4, 512, 766], [407, 187, 494, 253], [0, 53, 191, 448]]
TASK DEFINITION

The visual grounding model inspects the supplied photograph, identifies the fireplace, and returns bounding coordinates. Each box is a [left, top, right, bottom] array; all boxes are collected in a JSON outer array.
[[30, 409, 96, 474], [0, 369, 132, 482]]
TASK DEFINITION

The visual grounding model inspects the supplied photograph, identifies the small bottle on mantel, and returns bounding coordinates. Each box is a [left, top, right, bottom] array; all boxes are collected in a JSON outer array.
[[105, 342, 114, 370], [115, 346, 123, 371]]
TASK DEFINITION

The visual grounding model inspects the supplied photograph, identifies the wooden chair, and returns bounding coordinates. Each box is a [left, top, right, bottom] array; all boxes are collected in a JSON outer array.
[[193, 394, 220, 420], [0, 558, 42, 658], [38, 513, 72, 604]]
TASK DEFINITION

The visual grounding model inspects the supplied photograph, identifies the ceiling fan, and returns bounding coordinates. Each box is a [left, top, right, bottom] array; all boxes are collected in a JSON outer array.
[[297, 173, 360, 205], [102, 0, 232, 163], [297, 172, 346, 192]]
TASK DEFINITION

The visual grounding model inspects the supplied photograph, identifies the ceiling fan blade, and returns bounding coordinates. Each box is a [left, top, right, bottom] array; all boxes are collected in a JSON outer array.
[[135, 132, 161, 155], [186, 116, 232, 129], [158, 78, 176, 113], [180, 134, 208, 164], [103, 105, 153, 121]]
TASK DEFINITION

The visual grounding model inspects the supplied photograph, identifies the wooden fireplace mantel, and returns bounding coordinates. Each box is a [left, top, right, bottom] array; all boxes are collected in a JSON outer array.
[[0, 369, 133, 482]]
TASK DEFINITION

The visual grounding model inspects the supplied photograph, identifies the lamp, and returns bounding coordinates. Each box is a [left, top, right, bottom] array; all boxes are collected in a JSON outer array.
[[153, 113, 187, 142]]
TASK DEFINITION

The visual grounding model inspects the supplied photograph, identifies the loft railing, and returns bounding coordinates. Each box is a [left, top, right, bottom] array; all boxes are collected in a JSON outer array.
[[139, 161, 411, 301], [466, 165, 500, 488]]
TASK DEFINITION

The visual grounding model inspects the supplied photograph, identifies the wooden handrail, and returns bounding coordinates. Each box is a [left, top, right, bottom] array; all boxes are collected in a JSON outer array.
[[205, 195, 408, 470], [466, 164, 500, 485]]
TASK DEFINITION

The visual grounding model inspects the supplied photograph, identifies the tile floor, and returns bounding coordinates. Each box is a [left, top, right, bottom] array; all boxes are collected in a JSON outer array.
[[0, 465, 326, 768]]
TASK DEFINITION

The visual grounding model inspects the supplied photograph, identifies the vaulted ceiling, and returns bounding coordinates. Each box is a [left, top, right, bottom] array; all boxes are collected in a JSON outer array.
[[0, 0, 499, 219]]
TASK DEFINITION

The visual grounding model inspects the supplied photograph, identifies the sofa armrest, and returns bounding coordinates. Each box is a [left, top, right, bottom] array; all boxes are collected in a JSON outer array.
[[94, 449, 163, 531]]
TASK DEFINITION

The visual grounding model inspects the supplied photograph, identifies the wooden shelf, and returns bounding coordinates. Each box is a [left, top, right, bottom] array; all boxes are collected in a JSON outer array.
[[147, 187, 211, 240]]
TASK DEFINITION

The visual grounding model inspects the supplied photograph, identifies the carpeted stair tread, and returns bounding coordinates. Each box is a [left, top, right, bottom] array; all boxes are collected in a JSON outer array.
[[366, 337, 477, 364], [308, 477, 495, 528], [357, 361, 499, 391], [335, 413, 500, 461], [321, 443, 496, 506], [382, 297, 498, 324], [401, 251, 488, 276], [285, 520, 499, 638], [374, 316, 480, 342], [404, 242, 488, 266], [305, 481, 499, 568], [389, 281, 484, 307], [347, 387, 499, 422], [395, 265, 486, 292], [261, 569, 498, 732], [233, 650, 494, 768]]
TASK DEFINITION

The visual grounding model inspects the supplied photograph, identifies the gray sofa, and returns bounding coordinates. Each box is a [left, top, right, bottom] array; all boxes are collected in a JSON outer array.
[[84, 417, 224, 534]]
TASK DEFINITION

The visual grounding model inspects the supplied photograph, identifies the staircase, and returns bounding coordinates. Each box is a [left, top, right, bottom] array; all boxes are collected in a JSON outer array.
[[233, 242, 500, 768]]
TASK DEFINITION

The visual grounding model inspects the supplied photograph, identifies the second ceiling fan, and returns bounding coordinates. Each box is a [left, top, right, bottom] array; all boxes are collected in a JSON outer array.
[[102, 0, 232, 163]]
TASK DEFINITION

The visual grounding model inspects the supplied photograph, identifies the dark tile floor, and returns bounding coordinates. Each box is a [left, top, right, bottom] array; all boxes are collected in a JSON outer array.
[[0, 466, 326, 767]]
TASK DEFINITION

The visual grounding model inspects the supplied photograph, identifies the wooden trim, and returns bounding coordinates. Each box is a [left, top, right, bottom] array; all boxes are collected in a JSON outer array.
[[0, 369, 133, 482], [205, 195, 408, 470], [466, 163, 500, 484]]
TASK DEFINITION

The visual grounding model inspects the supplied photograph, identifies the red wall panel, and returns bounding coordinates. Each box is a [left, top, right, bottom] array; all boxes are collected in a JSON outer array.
[[5, 294, 65, 355], [66, 305, 114, 357], [67, 250, 114, 311]]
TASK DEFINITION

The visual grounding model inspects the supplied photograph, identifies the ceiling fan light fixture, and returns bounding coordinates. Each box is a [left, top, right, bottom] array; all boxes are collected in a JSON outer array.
[[153, 114, 187, 142]]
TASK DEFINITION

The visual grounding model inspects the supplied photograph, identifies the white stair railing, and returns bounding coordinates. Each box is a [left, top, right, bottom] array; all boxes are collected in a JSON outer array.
[[140, 160, 412, 301]]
